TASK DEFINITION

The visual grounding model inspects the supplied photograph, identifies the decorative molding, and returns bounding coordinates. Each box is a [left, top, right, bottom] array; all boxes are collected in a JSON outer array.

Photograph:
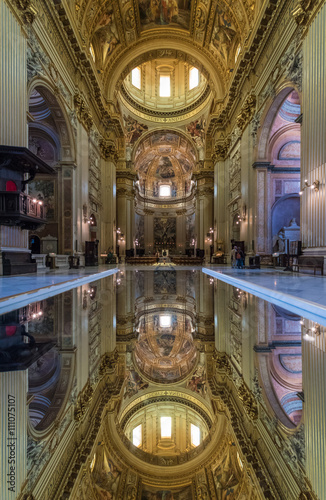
[[236, 94, 257, 132], [292, 0, 316, 25], [74, 380, 94, 421], [13, 0, 37, 23], [74, 93, 94, 132], [99, 139, 119, 162]]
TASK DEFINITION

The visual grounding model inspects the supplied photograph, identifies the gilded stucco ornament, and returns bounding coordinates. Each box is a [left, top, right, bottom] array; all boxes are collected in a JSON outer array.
[[100, 139, 119, 162], [74, 381, 94, 421], [237, 381, 258, 420], [212, 140, 230, 162], [292, 0, 316, 25], [279, 39, 303, 90], [236, 93, 257, 132], [74, 93, 94, 132], [13, 0, 37, 24]]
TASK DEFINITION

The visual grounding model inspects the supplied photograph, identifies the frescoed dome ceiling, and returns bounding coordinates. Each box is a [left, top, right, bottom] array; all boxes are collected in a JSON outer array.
[[74, 0, 258, 101], [134, 130, 196, 188]]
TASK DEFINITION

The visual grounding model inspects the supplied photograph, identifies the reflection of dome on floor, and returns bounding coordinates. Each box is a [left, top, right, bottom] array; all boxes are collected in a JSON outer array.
[[134, 310, 197, 383], [122, 399, 210, 456]]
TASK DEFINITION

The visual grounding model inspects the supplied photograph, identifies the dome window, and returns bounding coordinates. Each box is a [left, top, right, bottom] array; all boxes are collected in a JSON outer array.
[[191, 424, 200, 447], [161, 416, 172, 438], [131, 67, 141, 89], [132, 424, 142, 447], [159, 75, 171, 97], [160, 314, 171, 327], [189, 67, 199, 90], [159, 185, 171, 197]]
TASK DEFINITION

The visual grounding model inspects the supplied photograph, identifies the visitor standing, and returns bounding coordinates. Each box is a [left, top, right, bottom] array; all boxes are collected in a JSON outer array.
[[236, 248, 244, 269], [231, 246, 237, 268]]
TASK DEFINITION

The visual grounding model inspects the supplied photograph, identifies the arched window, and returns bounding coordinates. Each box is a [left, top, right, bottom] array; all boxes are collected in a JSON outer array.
[[189, 67, 199, 90], [131, 67, 141, 89]]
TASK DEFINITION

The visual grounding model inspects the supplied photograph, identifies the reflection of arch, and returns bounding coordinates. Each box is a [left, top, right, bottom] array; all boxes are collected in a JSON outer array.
[[27, 350, 75, 438], [271, 194, 300, 241]]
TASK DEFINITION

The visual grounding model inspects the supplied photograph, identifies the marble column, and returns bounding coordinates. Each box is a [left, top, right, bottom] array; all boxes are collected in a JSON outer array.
[[301, 3, 326, 259], [56, 163, 77, 254], [194, 171, 214, 260], [101, 158, 116, 255], [215, 159, 227, 255], [116, 171, 136, 261], [253, 163, 272, 255]]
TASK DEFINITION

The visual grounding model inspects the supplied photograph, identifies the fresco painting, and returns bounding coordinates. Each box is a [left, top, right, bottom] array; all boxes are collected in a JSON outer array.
[[92, 9, 120, 62], [141, 484, 193, 499], [138, 0, 191, 30]]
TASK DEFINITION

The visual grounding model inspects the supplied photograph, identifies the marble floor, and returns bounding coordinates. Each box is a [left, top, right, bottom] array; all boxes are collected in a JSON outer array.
[[203, 264, 326, 325], [0, 266, 118, 313], [0, 263, 325, 324]]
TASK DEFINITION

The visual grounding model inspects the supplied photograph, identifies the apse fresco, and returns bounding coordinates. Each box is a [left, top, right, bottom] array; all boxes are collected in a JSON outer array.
[[138, 0, 191, 30], [92, 9, 120, 62], [154, 218, 176, 253], [141, 484, 193, 499], [154, 269, 177, 294], [156, 157, 175, 178]]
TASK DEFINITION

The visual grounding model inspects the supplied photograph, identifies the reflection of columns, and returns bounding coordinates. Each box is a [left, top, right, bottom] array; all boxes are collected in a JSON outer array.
[[302, 4, 326, 259], [0, 371, 27, 500], [194, 172, 214, 259], [116, 171, 136, 260], [176, 209, 187, 254], [144, 209, 154, 254], [303, 321, 326, 500], [57, 163, 77, 254]]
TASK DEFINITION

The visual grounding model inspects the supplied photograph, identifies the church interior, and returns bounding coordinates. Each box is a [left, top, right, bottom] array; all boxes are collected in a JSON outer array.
[[1, 0, 326, 498]]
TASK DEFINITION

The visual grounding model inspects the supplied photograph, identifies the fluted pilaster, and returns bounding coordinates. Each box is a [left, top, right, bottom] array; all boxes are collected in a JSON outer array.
[[301, 3, 326, 252]]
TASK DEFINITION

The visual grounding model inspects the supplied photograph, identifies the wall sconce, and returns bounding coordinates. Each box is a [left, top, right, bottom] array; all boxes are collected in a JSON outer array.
[[237, 206, 247, 223], [32, 198, 43, 206], [116, 227, 125, 243], [299, 179, 320, 195], [83, 203, 95, 224]]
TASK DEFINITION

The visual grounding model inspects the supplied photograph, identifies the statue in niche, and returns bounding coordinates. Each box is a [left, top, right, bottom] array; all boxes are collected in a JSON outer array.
[[272, 228, 286, 254]]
